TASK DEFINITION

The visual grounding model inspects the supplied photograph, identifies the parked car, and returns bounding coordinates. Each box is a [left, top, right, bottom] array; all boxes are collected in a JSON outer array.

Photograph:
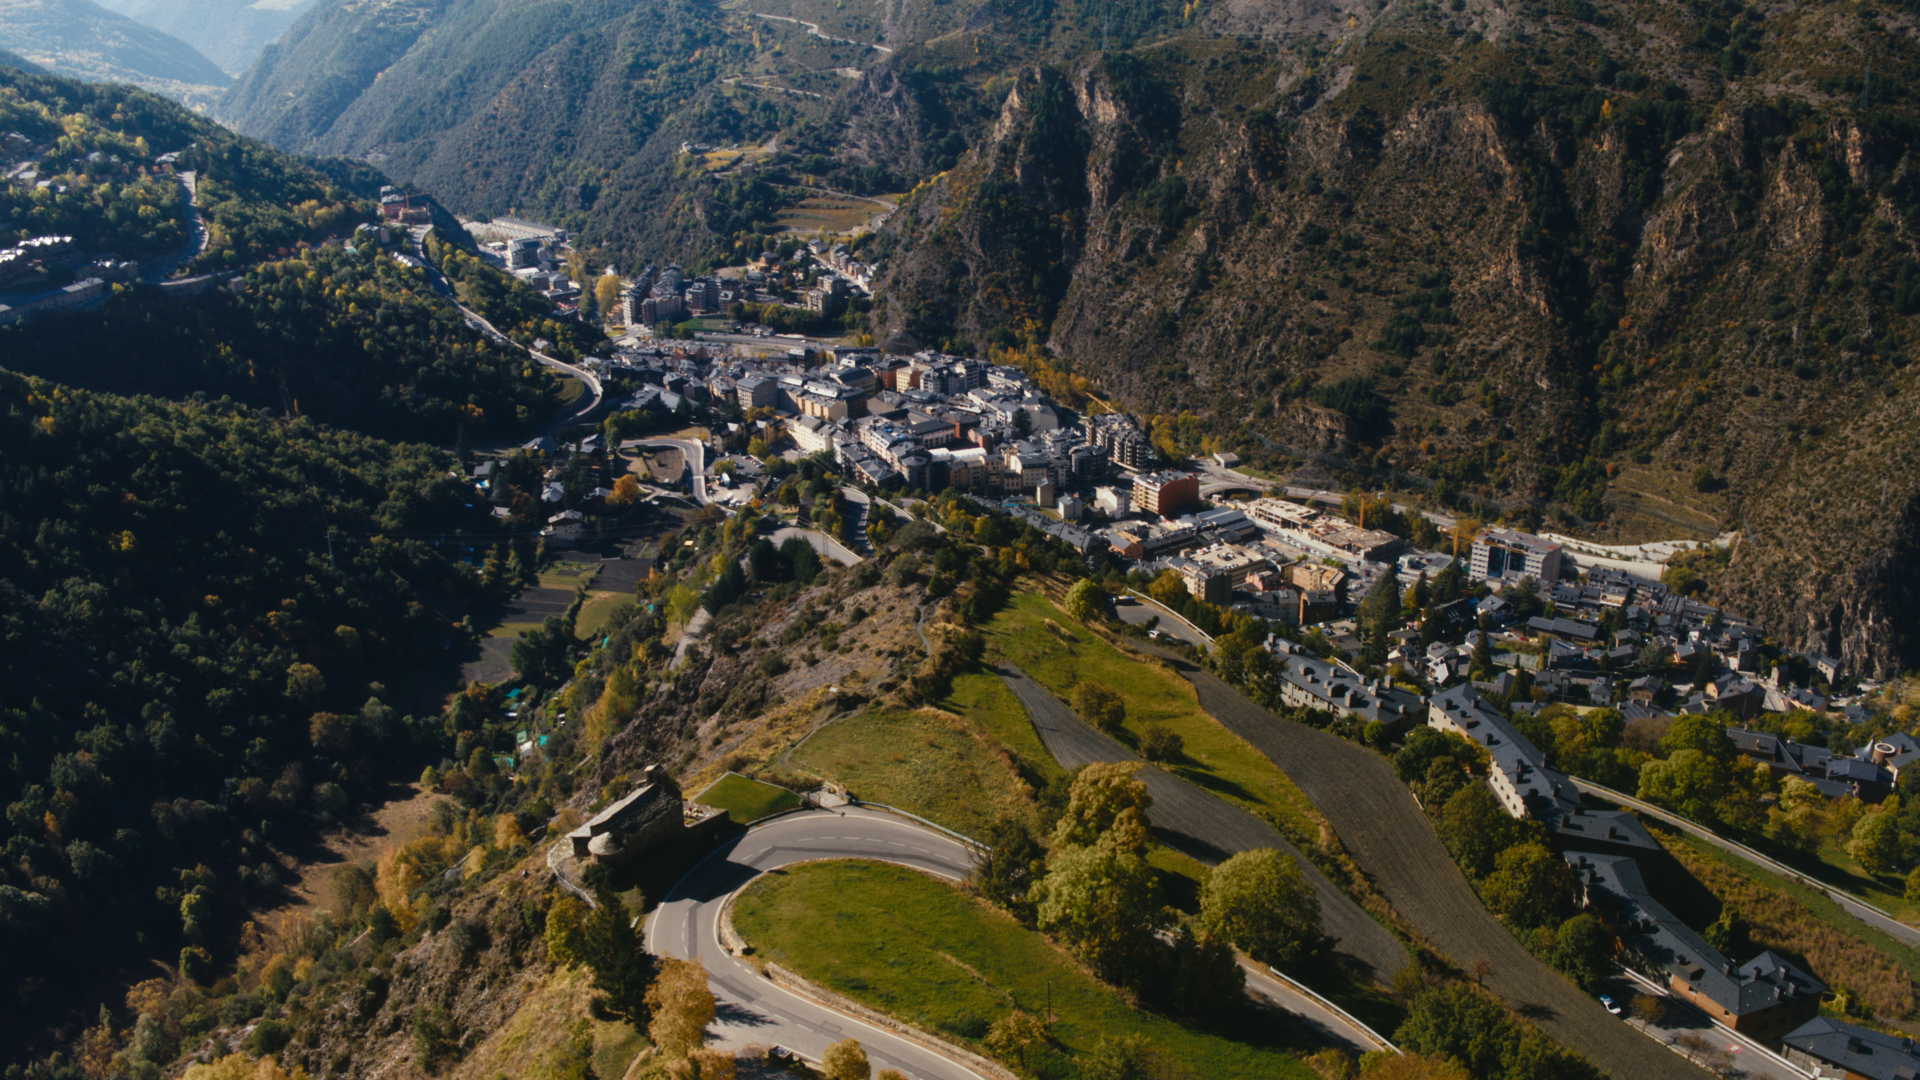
[[1599, 994, 1622, 1016]]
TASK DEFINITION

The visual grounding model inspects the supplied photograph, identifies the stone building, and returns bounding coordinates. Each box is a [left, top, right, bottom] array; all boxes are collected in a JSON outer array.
[[568, 766, 702, 867]]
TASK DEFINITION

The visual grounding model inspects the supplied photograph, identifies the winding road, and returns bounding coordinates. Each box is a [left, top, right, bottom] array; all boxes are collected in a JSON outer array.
[[646, 807, 1382, 1078], [645, 808, 997, 1080], [410, 224, 604, 438], [623, 437, 710, 505], [1572, 778, 1920, 948]]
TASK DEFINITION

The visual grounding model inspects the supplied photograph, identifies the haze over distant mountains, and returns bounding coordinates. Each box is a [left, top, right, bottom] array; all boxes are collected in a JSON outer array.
[[92, 0, 315, 75], [0, 0, 229, 101]]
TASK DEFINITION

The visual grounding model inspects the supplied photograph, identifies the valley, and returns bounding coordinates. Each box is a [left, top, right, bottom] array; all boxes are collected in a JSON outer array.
[[3, 1, 1920, 1078]]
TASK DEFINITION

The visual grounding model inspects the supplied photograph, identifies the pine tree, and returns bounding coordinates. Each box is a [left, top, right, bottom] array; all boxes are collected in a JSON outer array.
[[579, 885, 653, 1023]]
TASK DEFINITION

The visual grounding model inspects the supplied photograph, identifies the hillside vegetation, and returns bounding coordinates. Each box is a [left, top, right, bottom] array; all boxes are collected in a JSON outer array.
[[0, 371, 493, 1058]]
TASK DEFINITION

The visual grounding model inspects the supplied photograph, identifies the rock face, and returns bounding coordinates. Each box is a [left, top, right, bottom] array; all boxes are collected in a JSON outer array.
[[874, 13, 1920, 674]]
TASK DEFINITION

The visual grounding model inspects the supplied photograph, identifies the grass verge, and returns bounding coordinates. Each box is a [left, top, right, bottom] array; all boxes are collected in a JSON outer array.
[[733, 860, 1316, 1080], [696, 772, 801, 826], [1662, 828, 1919, 1020], [790, 705, 1033, 839]]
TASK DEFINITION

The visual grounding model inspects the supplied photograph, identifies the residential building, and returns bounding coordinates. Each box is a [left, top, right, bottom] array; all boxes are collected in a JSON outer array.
[[1267, 640, 1426, 735], [1782, 1016, 1920, 1080], [1568, 852, 1823, 1041], [1134, 470, 1199, 518], [1469, 528, 1564, 585]]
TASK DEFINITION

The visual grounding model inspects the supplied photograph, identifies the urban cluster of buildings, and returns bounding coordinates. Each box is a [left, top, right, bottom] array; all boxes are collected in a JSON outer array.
[[620, 242, 867, 329]]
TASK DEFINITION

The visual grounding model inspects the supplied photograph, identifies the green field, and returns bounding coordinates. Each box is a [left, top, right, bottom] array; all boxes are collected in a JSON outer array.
[[695, 772, 800, 825], [943, 670, 1070, 792], [982, 592, 1324, 843], [791, 705, 1034, 839], [733, 860, 1315, 1080], [573, 591, 631, 640]]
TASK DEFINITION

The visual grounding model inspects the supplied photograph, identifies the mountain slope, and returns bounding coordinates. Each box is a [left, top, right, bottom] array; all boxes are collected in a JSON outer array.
[[0, 44, 44, 71], [870, 3, 1920, 676], [92, 0, 315, 76], [0, 0, 230, 100]]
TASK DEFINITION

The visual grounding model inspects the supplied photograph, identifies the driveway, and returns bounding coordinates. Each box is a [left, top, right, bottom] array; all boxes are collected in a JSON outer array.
[[627, 437, 710, 505], [997, 665, 1406, 985], [1156, 652, 1711, 1080]]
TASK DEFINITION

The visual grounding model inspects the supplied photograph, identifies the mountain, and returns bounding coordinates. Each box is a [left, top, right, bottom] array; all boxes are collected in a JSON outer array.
[[219, 0, 1920, 674], [0, 0, 230, 102], [0, 44, 44, 72], [91, 0, 315, 76]]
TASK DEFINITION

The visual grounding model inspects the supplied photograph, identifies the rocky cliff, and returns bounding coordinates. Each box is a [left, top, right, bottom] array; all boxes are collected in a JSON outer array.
[[875, 1, 1920, 674]]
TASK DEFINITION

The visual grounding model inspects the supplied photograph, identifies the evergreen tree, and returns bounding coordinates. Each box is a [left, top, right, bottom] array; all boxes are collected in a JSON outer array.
[[580, 885, 654, 1024]]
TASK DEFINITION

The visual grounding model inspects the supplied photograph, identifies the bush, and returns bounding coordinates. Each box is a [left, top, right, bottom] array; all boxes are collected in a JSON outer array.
[[1139, 724, 1183, 763], [1073, 683, 1126, 732]]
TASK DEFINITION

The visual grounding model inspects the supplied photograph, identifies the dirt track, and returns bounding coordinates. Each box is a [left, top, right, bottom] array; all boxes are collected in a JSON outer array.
[[1160, 654, 1708, 1080]]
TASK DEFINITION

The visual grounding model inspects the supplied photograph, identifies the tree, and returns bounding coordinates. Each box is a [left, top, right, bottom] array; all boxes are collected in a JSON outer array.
[[778, 535, 821, 584], [1629, 993, 1666, 1030], [1637, 749, 1732, 823], [1036, 839, 1165, 984], [1073, 682, 1127, 734], [1051, 762, 1152, 851], [983, 1011, 1050, 1069], [669, 1049, 735, 1080], [1549, 914, 1615, 993], [821, 1038, 870, 1080], [1140, 724, 1184, 763], [1661, 714, 1736, 760], [545, 894, 587, 966], [747, 538, 781, 581], [581, 885, 654, 1024], [1850, 805, 1904, 876], [1198, 848, 1326, 969], [973, 815, 1044, 915], [1435, 784, 1533, 880], [1479, 842, 1575, 930], [646, 957, 716, 1058], [1065, 578, 1107, 622], [1147, 568, 1189, 609], [608, 474, 641, 507], [1078, 1034, 1177, 1080]]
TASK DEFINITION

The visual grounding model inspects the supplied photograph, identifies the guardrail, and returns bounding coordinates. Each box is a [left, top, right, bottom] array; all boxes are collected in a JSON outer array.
[[849, 798, 986, 850], [1259, 964, 1399, 1054], [1122, 589, 1217, 646]]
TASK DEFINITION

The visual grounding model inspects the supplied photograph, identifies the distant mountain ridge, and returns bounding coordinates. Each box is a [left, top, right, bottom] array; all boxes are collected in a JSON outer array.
[[0, 0, 229, 101], [93, 0, 314, 75]]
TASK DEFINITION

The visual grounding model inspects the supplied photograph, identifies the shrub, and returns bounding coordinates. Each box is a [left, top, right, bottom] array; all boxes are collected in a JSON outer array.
[[1139, 724, 1184, 763]]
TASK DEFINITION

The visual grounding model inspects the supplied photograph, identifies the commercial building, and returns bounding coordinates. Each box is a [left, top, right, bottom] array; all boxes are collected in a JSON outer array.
[[1470, 528, 1564, 585]]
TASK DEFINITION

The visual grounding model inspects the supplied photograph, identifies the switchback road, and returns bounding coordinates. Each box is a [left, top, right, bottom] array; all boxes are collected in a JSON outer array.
[[646, 808, 990, 1080]]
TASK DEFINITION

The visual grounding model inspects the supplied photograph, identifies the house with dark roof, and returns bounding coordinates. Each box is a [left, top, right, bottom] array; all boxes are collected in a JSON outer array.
[[1568, 852, 1823, 1042], [1268, 638, 1426, 735], [1428, 684, 1658, 852], [1782, 1016, 1920, 1080]]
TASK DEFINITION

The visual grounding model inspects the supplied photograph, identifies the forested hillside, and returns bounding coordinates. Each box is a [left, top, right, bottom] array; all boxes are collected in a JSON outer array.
[[0, 371, 491, 1057], [0, 69, 378, 271], [0, 0, 229, 103], [0, 246, 560, 441]]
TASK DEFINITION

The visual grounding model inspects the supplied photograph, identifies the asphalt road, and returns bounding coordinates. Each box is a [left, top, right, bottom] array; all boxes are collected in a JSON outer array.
[[1573, 778, 1920, 948], [646, 809, 993, 1080], [139, 170, 205, 283], [1609, 966, 1808, 1080], [648, 806, 1383, 1070], [625, 438, 710, 505], [1155, 652, 1712, 1080], [1111, 593, 1212, 647], [997, 665, 1407, 985]]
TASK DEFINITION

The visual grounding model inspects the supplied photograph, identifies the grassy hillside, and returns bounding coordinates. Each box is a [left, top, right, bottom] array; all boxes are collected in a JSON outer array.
[[0, 0, 229, 103]]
